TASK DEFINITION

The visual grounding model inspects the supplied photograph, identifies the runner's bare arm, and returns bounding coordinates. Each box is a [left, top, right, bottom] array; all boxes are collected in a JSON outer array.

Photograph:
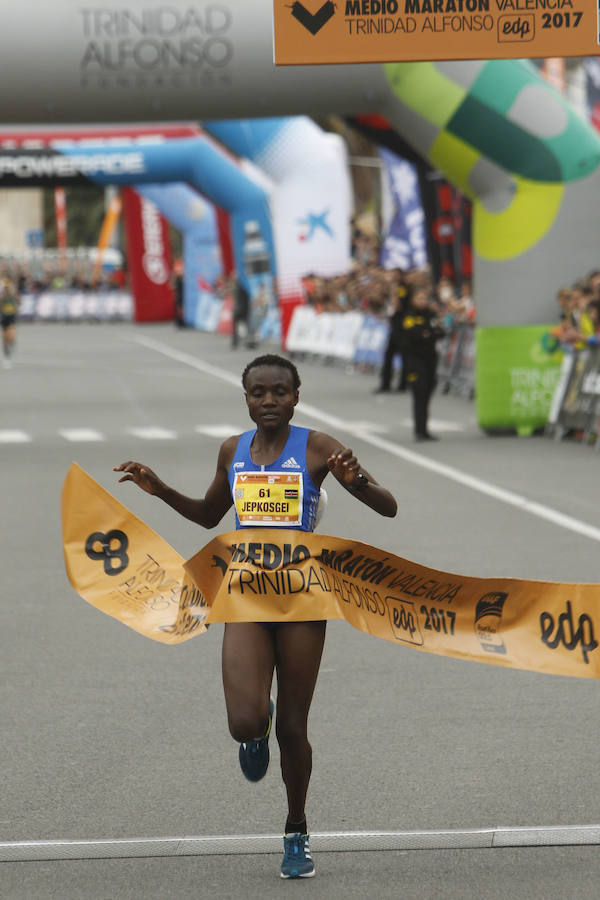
[[307, 431, 397, 518], [113, 437, 236, 528]]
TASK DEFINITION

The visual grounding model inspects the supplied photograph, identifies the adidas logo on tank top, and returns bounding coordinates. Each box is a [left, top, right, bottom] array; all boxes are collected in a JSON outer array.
[[281, 457, 301, 469]]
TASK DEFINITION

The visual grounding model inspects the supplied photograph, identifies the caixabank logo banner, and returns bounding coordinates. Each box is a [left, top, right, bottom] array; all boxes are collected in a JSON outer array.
[[273, 0, 600, 63]]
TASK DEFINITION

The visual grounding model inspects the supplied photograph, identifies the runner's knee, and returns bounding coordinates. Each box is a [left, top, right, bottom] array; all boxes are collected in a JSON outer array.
[[227, 702, 270, 743], [275, 712, 309, 751]]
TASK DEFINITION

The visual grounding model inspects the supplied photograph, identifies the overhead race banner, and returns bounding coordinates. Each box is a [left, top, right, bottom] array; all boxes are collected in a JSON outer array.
[[63, 464, 600, 678], [273, 0, 599, 63]]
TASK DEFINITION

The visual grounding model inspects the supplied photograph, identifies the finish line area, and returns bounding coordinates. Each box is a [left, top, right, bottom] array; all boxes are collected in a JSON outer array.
[[5, 325, 600, 899], [3, 824, 600, 862]]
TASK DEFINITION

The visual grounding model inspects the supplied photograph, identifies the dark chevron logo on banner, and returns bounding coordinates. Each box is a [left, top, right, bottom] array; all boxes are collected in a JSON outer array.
[[289, 1, 336, 35]]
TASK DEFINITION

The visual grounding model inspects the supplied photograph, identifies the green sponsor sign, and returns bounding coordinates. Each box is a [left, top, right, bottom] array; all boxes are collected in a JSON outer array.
[[475, 325, 563, 435]]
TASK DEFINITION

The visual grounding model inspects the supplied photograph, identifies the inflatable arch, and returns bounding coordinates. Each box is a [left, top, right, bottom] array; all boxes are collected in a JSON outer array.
[[204, 117, 353, 334], [0, 131, 276, 322], [0, 119, 353, 339], [0, 124, 212, 322], [136, 182, 224, 329], [2, 0, 600, 427]]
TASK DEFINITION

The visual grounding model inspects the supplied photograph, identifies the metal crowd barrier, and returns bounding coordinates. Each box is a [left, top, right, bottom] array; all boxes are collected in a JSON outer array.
[[286, 305, 475, 398], [18, 290, 134, 322], [549, 347, 600, 447], [437, 323, 475, 400]]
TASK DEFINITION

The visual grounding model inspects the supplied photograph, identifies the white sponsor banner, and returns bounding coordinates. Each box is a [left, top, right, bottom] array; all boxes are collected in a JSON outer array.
[[271, 130, 352, 297], [285, 305, 317, 354], [20, 291, 133, 321], [287, 306, 367, 362]]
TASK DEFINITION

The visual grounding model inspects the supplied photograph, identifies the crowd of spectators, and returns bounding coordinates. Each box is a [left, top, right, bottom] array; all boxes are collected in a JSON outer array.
[[0, 222, 481, 331], [300, 220, 476, 329], [552, 269, 600, 350], [0, 254, 127, 294]]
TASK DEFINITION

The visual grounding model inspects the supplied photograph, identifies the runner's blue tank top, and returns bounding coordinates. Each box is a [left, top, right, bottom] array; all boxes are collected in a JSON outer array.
[[228, 425, 321, 531]]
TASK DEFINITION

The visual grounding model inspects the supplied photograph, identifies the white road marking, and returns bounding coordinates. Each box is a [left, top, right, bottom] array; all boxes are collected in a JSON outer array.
[[195, 425, 242, 438], [128, 335, 600, 544], [128, 427, 177, 440], [401, 417, 464, 433], [0, 429, 31, 443], [129, 335, 241, 387], [344, 421, 389, 434], [2, 824, 600, 861], [59, 429, 105, 442]]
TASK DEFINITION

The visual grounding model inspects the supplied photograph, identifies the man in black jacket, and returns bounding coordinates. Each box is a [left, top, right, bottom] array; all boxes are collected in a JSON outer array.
[[374, 270, 409, 393], [400, 287, 445, 441]]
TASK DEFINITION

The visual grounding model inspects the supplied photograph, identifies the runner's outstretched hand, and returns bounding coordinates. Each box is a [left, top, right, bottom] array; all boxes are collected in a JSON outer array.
[[113, 461, 164, 496], [327, 447, 361, 487]]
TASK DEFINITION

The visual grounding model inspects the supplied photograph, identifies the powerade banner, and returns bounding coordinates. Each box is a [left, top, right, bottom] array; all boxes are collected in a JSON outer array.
[[379, 147, 427, 271], [63, 463, 600, 678], [0, 148, 147, 186], [272, 0, 600, 64]]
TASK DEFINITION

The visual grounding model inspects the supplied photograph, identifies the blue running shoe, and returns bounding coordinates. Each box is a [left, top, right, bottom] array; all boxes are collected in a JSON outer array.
[[280, 833, 315, 879], [238, 698, 274, 782]]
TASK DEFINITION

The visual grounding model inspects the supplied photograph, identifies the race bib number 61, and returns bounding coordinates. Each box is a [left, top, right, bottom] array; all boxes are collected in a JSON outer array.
[[234, 471, 303, 526]]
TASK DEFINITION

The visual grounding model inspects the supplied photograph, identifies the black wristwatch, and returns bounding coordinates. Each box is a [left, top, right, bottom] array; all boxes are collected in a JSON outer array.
[[352, 472, 369, 491]]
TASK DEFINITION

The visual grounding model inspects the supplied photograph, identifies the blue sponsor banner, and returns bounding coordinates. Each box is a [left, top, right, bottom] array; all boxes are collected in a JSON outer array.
[[379, 147, 427, 271], [353, 316, 390, 368], [193, 290, 223, 332]]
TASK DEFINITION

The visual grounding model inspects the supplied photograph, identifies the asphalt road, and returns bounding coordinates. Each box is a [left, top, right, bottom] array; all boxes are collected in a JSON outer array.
[[2, 322, 600, 899]]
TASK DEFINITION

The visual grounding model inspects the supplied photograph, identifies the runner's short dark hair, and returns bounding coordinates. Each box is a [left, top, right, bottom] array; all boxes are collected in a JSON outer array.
[[242, 355, 301, 391]]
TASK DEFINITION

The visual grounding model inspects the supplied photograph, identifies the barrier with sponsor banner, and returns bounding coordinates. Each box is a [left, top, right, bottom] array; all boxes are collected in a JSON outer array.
[[476, 325, 564, 435], [551, 347, 600, 443], [286, 305, 475, 398], [437, 324, 476, 399], [19, 290, 133, 322], [63, 463, 600, 678], [353, 315, 391, 369], [287, 305, 367, 362]]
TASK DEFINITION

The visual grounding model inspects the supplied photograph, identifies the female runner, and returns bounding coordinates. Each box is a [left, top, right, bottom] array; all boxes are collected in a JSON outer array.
[[114, 354, 397, 879]]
